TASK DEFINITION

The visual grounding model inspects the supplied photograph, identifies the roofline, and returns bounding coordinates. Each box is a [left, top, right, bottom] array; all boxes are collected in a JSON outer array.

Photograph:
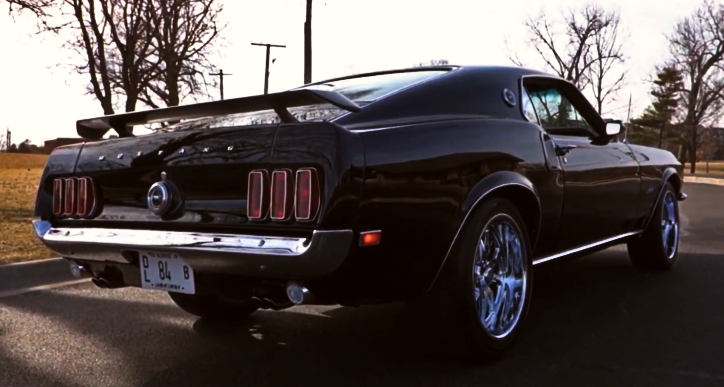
[[293, 66, 461, 89]]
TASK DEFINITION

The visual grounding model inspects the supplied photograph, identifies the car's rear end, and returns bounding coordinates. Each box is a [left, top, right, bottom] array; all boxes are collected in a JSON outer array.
[[32, 69, 453, 309]]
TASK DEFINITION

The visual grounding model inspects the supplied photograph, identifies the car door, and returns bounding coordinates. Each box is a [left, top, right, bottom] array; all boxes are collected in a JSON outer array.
[[522, 77, 641, 251]]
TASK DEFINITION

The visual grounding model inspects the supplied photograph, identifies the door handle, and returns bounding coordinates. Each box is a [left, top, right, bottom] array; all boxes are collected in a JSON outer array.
[[555, 144, 577, 156]]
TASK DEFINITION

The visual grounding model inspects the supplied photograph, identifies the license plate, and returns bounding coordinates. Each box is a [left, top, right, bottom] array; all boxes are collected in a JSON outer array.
[[139, 251, 195, 294]]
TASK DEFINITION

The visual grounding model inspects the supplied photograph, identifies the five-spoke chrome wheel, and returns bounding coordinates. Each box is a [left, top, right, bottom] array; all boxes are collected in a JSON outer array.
[[472, 214, 527, 338], [661, 190, 679, 260]]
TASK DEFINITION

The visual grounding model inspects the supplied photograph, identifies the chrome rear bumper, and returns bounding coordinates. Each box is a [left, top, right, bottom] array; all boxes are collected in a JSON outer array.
[[33, 220, 353, 279]]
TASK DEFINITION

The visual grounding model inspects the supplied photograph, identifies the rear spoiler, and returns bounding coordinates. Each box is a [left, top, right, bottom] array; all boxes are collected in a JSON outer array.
[[76, 89, 362, 140]]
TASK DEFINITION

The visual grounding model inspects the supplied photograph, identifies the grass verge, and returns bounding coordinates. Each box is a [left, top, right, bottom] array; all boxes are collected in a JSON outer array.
[[0, 154, 54, 264]]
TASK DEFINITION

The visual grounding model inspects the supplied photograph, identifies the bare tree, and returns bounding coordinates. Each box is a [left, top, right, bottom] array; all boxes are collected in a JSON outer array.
[[587, 11, 626, 114], [143, 0, 223, 108], [63, 0, 116, 115], [509, 3, 627, 112], [6, 0, 55, 16], [100, 0, 157, 112], [668, 0, 724, 173]]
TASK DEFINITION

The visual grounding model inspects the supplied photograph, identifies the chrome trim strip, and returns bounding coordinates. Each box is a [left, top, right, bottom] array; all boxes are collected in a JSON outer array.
[[32, 221, 354, 279], [532, 231, 642, 265], [34, 220, 351, 257], [35, 223, 316, 256]]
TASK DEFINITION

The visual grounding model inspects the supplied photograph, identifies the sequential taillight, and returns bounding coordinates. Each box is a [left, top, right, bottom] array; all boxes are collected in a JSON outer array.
[[295, 168, 320, 221], [53, 177, 98, 218], [52, 179, 64, 215], [63, 178, 76, 216], [76, 177, 96, 217], [270, 169, 294, 221], [247, 170, 269, 220]]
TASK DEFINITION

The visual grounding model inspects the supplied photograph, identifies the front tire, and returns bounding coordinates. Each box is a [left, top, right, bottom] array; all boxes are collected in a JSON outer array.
[[408, 198, 533, 360], [168, 292, 259, 321], [627, 182, 680, 271]]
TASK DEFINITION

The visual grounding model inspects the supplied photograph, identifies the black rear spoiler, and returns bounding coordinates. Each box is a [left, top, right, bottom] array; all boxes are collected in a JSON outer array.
[[76, 89, 362, 140]]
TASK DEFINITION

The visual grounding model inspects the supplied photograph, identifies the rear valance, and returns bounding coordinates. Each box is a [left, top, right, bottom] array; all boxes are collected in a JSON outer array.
[[76, 89, 362, 140]]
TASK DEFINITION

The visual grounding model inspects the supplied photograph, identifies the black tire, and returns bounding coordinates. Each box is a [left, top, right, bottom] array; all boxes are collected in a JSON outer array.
[[627, 182, 680, 271], [168, 292, 259, 321], [407, 198, 533, 360]]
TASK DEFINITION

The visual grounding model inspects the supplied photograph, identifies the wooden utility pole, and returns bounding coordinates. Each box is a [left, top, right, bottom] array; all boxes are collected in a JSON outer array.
[[251, 42, 286, 94], [6, 128, 11, 152], [210, 69, 233, 100], [304, 0, 312, 84]]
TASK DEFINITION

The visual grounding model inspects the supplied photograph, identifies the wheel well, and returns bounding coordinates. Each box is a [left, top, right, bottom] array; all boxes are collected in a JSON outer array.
[[487, 185, 541, 250], [667, 173, 682, 193]]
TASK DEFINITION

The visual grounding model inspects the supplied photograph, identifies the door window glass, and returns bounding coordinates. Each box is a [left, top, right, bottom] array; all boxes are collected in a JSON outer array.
[[521, 88, 539, 123], [525, 85, 595, 137]]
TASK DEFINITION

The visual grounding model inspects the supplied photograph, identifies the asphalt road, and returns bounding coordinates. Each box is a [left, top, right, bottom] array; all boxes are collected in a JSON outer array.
[[0, 183, 722, 387]]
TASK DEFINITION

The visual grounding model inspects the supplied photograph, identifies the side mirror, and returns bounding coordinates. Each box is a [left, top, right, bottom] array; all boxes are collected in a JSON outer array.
[[605, 121, 622, 136]]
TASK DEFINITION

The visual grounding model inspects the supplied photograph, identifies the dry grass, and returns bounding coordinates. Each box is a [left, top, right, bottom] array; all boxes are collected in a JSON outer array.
[[0, 154, 55, 264], [684, 161, 724, 176]]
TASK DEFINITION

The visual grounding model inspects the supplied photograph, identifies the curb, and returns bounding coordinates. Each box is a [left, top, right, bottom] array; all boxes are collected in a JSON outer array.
[[0, 279, 91, 299], [684, 176, 724, 186], [0, 257, 63, 267]]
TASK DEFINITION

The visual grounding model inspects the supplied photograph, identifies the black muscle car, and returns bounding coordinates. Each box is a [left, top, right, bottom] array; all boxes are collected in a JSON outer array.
[[33, 65, 686, 358]]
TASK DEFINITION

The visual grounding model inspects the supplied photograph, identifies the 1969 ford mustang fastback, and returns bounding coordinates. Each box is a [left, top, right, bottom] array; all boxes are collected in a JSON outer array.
[[33, 65, 686, 358]]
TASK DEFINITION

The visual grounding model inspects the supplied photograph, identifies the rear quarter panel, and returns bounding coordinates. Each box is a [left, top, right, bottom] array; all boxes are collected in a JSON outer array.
[[332, 118, 562, 301]]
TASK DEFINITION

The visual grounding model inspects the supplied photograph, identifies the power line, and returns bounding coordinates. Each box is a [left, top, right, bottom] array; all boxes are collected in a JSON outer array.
[[210, 69, 233, 100], [251, 42, 286, 94]]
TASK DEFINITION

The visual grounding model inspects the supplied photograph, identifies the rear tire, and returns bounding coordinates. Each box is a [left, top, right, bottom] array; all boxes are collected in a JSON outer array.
[[168, 292, 258, 321], [627, 182, 680, 272], [407, 198, 533, 360]]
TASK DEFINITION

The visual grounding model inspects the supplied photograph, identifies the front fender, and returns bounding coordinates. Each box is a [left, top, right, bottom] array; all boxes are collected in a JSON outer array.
[[641, 167, 683, 231], [428, 170, 541, 290]]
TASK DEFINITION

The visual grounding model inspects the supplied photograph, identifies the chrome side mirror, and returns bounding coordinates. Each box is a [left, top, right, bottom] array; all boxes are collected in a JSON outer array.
[[605, 122, 621, 136]]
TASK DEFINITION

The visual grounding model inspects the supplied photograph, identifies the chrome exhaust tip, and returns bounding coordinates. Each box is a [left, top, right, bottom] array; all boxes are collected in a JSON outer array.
[[68, 260, 90, 279], [286, 283, 311, 305]]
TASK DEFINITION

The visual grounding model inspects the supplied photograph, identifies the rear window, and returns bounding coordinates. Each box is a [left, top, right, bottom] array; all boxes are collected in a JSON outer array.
[[154, 70, 448, 133], [296, 70, 448, 104]]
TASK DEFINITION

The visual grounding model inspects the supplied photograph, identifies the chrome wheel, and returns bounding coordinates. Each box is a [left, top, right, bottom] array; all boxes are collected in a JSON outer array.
[[661, 191, 679, 259], [472, 214, 527, 339]]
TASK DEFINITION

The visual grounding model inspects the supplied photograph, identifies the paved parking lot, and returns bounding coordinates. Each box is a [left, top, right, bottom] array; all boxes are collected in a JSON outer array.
[[0, 183, 722, 387]]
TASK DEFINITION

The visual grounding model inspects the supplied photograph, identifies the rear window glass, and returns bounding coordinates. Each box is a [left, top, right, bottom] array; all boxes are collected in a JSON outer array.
[[296, 70, 448, 104], [148, 70, 448, 133]]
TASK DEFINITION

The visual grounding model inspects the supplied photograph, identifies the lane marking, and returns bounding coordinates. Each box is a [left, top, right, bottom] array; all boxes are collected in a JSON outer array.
[[0, 279, 91, 299]]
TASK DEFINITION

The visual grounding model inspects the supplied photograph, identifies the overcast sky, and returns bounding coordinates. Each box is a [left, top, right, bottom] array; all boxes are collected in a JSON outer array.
[[0, 0, 703, 145]]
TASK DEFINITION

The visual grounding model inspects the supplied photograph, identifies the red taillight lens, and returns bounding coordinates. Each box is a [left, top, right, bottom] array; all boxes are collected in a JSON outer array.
[[295, 168, 320, 221], [270, 169, 293, 221], [76, 177, 96, 217], [64, 178, 76, 216], [52, 179, 64, 215], [247, 170, 269, 220]]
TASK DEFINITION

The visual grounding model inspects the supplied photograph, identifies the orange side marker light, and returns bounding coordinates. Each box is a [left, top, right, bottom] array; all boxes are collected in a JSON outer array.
[[360, 230, 382, 246]]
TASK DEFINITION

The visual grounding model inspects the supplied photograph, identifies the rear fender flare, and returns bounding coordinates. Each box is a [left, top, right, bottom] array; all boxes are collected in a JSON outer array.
[[427, 171, 541, 291]]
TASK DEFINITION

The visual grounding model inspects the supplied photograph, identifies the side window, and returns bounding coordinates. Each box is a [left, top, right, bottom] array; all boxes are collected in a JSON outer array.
[[521, 88, 539, 124], [524, 85, 595, 137]]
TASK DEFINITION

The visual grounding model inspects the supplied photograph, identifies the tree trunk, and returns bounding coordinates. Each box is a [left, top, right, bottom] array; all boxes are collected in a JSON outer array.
[[658, 121, 666, 149], [690, 124, 697, 174]]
